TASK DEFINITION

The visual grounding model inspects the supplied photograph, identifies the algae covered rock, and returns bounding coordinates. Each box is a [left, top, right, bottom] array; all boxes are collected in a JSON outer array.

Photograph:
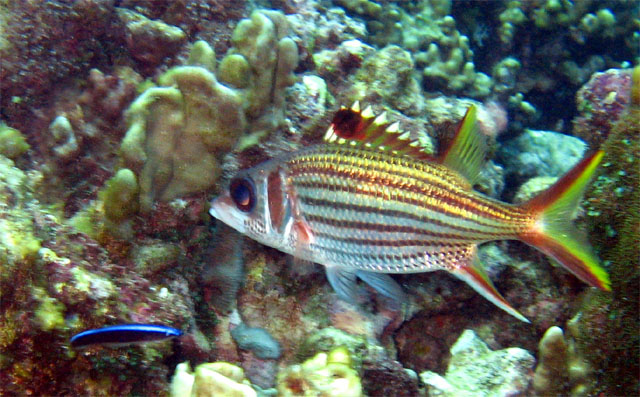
[[571, 66, 640, 396], [353, 45, 424, 115], [0, 123, 29, 159], [420, 329, 534, 397], [116, 7, 186, 67], [498, 129, 587, 183]]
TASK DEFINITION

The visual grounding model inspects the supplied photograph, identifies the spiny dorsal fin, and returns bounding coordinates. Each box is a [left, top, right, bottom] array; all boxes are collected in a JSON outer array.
[[324, 102, 433, 161], [436, 105, 487, 184]]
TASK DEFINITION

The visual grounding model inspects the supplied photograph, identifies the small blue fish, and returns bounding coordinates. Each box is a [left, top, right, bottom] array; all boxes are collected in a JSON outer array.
[[70, 324, 183, 348]]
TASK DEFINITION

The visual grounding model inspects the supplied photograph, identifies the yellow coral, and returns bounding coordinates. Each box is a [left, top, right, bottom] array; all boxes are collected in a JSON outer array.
[[277, 346, 363, 397], [170, 361, 257, 397]]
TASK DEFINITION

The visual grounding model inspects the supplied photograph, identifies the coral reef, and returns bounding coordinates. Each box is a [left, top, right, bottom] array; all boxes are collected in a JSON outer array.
[[0, 154, 196, 395], [420, 329, 535, 397], [0, 0, 637, 395], [120, 9, 298, 211]]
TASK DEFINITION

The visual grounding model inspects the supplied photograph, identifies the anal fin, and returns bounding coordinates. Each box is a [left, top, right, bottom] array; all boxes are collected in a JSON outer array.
[[452, 249, 529, 323]]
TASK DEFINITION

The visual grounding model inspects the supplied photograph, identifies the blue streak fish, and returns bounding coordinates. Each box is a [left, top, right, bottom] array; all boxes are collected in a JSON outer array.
[[70, 324, 183, 348], [209, 103, 610, 322]]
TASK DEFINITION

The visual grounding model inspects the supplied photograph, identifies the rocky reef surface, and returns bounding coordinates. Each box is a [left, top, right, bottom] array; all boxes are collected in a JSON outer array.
[[0, 0, 637, 396]]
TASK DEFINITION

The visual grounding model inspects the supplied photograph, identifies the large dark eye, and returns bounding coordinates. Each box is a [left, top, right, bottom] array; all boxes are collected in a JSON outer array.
[[229, 177, 256, 212]]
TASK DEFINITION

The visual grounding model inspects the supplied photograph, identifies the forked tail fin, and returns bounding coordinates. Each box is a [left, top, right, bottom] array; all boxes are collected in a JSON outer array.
[[519, 150, 611, 291]]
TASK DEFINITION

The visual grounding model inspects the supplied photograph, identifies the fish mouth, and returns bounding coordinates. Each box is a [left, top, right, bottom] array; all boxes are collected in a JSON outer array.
[[209, 196, 247, 234]]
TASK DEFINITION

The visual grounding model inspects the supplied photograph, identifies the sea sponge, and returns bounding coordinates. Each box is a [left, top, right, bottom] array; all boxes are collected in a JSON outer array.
[[277, 346, 363, 397]]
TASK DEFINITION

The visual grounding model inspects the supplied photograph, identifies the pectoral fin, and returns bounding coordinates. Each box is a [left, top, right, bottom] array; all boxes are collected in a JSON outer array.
[[325, 267, 407, 304], [326, 266, 361, 303], [452, 250, 529, 323], [356, 270, 407, 302]]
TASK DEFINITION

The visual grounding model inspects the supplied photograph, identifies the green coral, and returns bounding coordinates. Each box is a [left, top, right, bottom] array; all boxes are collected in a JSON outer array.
[[98, 168, 139, 237], [0, 123, 29, 159], [498, 1, 526, 45]]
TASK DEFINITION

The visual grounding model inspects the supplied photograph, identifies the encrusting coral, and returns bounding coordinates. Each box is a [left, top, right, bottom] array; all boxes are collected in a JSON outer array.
[[170, 362, 257, 397], [119, 9, 298, 212], [277, 346, 363, 397], [120, 43, 246, 211]]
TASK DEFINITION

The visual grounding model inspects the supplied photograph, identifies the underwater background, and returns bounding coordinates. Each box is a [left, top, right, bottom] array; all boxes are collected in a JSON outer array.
[[0, 0, 638, 396]]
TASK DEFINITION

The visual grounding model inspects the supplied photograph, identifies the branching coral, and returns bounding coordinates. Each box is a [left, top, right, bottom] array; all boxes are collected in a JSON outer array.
[[219, 10, 299, 137], [336, 0, 492, 97], [533, 325, 592, 396]]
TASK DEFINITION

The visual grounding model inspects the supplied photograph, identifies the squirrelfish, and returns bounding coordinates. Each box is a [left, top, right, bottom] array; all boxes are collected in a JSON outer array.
[[210, 103, 610, 322]]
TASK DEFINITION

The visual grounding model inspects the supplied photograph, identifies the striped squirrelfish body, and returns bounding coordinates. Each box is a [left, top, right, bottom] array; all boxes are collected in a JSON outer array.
[[210, 103, 610, 322]]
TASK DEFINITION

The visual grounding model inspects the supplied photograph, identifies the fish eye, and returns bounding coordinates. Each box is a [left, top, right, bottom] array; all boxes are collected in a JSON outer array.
[[229, 177, 256, 212]]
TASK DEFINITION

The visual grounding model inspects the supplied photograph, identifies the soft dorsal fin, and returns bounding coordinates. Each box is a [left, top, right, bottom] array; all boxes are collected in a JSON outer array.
[[324, 102, 433, 161], [436, 105, 487, 184]]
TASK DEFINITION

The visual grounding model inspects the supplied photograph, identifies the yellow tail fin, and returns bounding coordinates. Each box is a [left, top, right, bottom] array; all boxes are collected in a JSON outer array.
[[520, 151, 610, 291]]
